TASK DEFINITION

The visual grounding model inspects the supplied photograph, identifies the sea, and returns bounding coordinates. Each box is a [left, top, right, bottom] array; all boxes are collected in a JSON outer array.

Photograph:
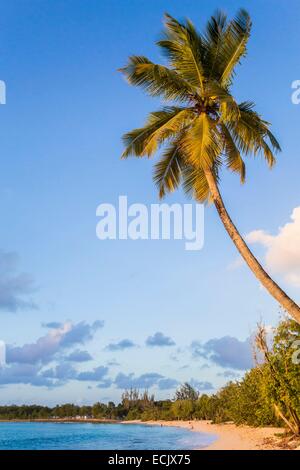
[[0, 422, 216, 450]]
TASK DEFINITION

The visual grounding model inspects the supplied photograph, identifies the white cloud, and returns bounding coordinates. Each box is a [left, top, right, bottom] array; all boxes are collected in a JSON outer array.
[[246, 207, 300, 287]]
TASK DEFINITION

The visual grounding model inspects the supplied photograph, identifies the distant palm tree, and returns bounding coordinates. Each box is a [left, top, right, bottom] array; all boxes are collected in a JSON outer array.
[[120, 10, 300, 323]]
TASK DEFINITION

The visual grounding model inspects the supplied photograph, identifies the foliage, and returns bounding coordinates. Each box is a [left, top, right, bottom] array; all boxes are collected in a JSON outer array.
[[255, 319, 300, 434], [174, 383, 198, 401], [171, 400, 195, 420]]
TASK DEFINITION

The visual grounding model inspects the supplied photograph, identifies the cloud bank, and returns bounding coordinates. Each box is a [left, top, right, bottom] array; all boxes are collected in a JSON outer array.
[[191, 335, 253, 370], [246, 206, 300, 287], [7, 320, 103, 365]]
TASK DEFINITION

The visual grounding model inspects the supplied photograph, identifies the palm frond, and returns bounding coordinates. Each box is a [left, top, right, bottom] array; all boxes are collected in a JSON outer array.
[[219, 9, 251, 86], [179, 114, 222, 168], [205, 10, 227, 46], [119, 56, 196, 101], [228, 102, 278, 167], [158, 14, 206, 93], [260, 140, 276, 167], [122, 106, 195, 158], [228, 101, 267, 155], [266, 129, 281, 153], [182, 163, 220, 202], [142, 107, 196, 156], [182, 164, 210, 202], [221, 124, 246, 182], [204, 10, 227, 80], [153, 141, 184, 198]]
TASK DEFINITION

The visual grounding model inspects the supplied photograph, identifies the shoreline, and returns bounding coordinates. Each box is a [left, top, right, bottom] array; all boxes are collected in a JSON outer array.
[[1, 418, 298, 449], [0, 418, 120, 424], [123, 419, 289, 450]]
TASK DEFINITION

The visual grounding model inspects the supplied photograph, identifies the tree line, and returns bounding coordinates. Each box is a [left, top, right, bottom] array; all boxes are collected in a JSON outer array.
[[1, 319, 299, 434]]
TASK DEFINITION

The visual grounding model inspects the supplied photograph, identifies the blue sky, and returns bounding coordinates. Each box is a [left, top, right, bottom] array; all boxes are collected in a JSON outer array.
[[0, 0, 299, 405]]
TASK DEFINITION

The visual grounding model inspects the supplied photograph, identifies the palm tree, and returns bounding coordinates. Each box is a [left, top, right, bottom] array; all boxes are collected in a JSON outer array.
[[119, 10, 300, 323]]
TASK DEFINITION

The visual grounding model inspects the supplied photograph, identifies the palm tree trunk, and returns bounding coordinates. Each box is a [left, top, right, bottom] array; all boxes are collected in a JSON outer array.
[[204, 168, 300, 324]]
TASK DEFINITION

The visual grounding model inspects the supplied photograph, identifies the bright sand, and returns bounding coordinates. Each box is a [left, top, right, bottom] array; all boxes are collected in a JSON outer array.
[[124, 420, 286, 450]]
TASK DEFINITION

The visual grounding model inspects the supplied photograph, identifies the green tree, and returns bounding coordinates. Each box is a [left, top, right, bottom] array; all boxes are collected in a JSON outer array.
[[120, 10, 300, 323], [194, 394, 213, 420], [171, 399, 194, 420], [230, 368, 276, 426], [256, 320, 300, 434], [92, 402, 107, 418], [174, 383, 198, 401]]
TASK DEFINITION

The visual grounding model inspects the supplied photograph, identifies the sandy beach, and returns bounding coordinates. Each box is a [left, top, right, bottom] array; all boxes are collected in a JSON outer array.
[[124, 420, 293, 450], [1, 418, 298, 449]]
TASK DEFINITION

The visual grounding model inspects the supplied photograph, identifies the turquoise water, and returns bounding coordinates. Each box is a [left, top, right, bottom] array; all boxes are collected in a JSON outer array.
[[0, 422, 216, 450]]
